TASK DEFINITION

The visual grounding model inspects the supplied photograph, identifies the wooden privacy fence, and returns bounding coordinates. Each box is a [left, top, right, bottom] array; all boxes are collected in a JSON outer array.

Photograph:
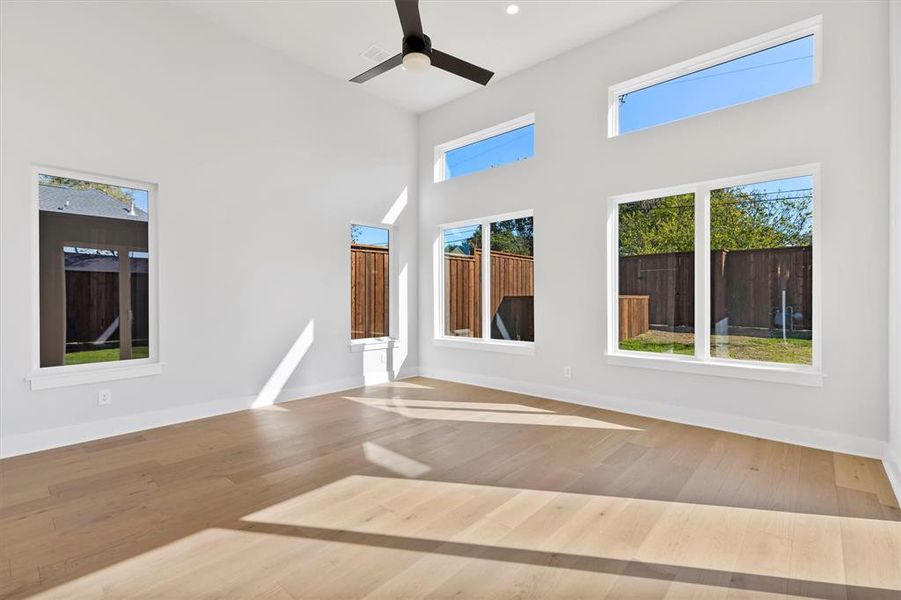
[[443, 250, 534, 339], [351, 244, 389, 339], [618, 246, 812, 334]]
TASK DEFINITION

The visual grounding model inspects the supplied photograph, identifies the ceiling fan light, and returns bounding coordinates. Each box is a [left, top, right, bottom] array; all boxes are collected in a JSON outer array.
[[506, 4, 520, 15], [402, 52, 431, 73]]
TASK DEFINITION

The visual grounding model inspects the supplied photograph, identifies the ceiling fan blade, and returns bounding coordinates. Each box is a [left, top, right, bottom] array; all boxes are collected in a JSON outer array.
[[349, 53, 403, 83], [395, 0, 423, 38], [431, 49, 494, 86]]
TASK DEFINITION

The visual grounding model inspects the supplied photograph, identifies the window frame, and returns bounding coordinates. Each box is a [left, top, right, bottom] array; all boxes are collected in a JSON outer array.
[[349, 220, 398, 351], [607, 16, 823, 137], [606, 164, 822, 386], [434, 209, 535, 355], [433, 113, 535, 183], [28, 165, 161, 390]]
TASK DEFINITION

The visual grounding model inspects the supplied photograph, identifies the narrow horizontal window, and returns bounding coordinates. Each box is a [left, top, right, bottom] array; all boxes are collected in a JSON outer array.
[[610, 17, 820, 136], [350, 224, 389, 340], [435, 114, 535, 182]]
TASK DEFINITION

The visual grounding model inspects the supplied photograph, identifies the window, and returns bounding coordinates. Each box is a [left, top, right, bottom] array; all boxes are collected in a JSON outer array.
[[351, 224, 390, 340], [617, 193, 695, 355], [608, 166, 819, 384], [36, 169, 157, 380], [438, 212, 534, 351], [434, 114, 535, 182], [609, 17, 821, 136]]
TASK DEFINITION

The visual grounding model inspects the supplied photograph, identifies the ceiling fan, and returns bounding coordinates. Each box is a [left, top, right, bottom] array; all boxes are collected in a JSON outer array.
[[350, 0, 494, 86]]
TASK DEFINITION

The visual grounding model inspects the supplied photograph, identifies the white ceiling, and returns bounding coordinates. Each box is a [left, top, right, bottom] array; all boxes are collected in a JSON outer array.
[[172, 0, 678, 114]]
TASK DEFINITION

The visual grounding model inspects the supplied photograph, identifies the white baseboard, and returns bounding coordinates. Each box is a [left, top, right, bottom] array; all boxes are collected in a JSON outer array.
[[885, 448, 901, 506], [417, 367, 889, 460], [0, 367, 419, 459]]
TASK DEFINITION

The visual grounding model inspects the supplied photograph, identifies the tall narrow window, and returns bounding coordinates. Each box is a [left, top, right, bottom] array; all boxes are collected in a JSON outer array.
[[617, 194, 695, 355], [39, 173, 151, 367], [442, 224, 482, 338], [710, 176, 813, 365], [350, 225, 389, 340], [489, 217, 534, 342]]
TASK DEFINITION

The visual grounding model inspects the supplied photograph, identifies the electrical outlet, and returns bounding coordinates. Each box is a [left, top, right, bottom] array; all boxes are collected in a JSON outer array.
[[98, 389, 112, 406], [563, 366, 572, 378]]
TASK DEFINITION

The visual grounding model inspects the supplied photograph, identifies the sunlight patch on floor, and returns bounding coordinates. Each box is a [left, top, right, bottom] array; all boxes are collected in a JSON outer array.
[[343, 396, 641, 430], [29, 474, 901, 599], [363, 441, 432, 478]]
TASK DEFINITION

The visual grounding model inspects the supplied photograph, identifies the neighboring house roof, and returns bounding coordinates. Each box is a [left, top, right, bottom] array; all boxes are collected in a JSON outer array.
[[39, 184, 148, 222]]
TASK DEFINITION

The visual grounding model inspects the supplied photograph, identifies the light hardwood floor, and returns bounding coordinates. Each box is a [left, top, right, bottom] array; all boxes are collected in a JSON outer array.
[[1, 377, 899, 599]]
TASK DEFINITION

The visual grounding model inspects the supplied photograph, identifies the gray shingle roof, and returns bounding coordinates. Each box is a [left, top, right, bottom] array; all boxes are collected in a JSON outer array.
[[39, 185, 148, 222]]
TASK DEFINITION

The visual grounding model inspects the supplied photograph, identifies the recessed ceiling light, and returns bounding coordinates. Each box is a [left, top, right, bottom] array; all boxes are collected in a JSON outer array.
[[506, 4, 520, 16]]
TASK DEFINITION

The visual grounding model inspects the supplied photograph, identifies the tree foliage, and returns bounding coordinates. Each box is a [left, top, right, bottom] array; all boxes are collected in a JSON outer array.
[[38, 174, 136, 207], [618, 188, 812, 257], [471, 218, 533, 256]]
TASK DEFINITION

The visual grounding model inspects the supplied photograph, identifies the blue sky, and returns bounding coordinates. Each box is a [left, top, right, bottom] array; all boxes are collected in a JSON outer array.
[[352, 224, 389, 247], [445, 124, 534, 180], [620, 35, 814, 134]]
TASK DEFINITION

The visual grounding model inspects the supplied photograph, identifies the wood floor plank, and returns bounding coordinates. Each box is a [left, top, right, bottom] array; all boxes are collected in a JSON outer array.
[[0, 377, 898, 599]]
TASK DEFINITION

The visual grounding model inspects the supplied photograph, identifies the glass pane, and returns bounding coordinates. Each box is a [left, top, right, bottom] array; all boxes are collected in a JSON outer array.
[[63, 247, 120, 365], [443, 224, 482, 337], [350, 225, 389, 340], [619, 35, 814, 134], [445, 124, 534, 180], [39, 174, 150, 367], [710, 176, 813, 365], [130, 251, 150, 359], [489, 217, 534, 342], [618, 194, 695, 355]]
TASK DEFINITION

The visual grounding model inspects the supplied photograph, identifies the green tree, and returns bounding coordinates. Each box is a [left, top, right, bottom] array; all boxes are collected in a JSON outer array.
[[618, 188, 811, 257], [471, 218, 533, 256], [38, 174, 136, 207]]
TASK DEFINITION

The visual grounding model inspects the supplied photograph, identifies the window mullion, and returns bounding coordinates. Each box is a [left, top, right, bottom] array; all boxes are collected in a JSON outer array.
[[481, 221, 491, 340], [694, 186, 711, 361]]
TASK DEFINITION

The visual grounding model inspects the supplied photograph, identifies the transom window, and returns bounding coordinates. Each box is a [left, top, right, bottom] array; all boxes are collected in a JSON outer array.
[[609, 16, 821, 136], [434, 114, 535, 182], [608, 166, 819, 383]]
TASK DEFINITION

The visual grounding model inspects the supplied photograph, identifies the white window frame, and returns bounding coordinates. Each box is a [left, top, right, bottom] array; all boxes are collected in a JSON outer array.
[[606, 164, 822, 386], [28, 165, 161, 390], [434, 209, 535, 355], [433, 113, 535, 183], [349, 221, 398, 352], [607, 16, 823, 137]]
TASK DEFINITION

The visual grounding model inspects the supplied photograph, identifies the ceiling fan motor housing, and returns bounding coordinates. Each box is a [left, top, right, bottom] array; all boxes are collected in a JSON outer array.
[[403, 34, 432, 58]]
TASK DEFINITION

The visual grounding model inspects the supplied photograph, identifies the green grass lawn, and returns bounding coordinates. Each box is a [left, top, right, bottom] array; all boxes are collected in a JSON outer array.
[[64, 346, 149, 365], [619, 330, 811, 365]]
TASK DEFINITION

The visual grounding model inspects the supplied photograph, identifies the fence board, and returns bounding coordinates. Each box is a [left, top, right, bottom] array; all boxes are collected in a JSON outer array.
[[350, 244, 389, 339]]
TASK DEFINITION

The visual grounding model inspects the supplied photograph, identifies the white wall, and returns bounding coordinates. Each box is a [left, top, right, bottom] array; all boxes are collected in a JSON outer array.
[[0, 1, 418, 457], [418, 0, 891, 457], [888, 0, 901, 486]]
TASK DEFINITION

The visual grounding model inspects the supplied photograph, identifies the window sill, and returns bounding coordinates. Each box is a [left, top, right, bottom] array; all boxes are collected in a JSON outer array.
[[433, 337, 535, 355], [349, 338, 397, 352], [27, 361, 163, 391], [606, 351, 823, 387]]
